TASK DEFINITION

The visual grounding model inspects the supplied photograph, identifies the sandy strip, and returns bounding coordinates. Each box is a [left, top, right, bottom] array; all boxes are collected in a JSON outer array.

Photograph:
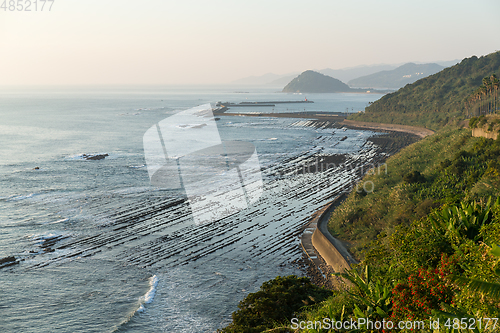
[[215, 111, 434, 138], [341, 119, 434, 138]]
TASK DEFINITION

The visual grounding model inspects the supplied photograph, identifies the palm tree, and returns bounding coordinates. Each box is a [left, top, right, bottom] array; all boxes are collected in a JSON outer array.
[[483, 77, 491, 110], [480, 85, 488, 114], [468, 75, 500, 115], [490, 74, 499, 113]]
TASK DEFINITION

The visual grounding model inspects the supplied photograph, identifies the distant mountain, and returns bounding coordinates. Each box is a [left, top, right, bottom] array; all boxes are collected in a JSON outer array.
[[232, 65, 397, 86], [348, 63, 444, 89], [317, 64, 397, 84], [434, 59, 461, 68], [268, 74, 300, 86], [231, 72, 299, 85], [230, 61, 457, 87], [282, 70, 352, 93]]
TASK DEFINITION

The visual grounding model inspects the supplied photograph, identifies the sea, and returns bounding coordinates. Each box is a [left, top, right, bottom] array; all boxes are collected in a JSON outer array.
[[0, 85, 383, 332]]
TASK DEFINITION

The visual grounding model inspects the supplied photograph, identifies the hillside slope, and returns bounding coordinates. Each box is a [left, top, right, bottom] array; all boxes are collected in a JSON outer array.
[[282, 70, 352, 93], [350, 51, 500, 130]]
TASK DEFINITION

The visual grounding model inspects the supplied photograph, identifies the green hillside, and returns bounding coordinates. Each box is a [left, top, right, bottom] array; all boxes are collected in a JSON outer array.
[[350, 51, 500, 130], [328, 129, 500, 259], [282, 70, 352, 93], [220, 52, 500, 333], [220, 130, 500, 332]]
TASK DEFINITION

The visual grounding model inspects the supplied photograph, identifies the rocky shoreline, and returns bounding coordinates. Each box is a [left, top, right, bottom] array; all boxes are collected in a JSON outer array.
[[299, 129, 425, 287], [214, 109, 427, 287]]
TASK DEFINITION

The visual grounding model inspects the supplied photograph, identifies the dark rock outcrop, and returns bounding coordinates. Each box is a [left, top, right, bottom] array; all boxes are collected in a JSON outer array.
[[83, 154, 109, 160], [0, 256, 18, 269]]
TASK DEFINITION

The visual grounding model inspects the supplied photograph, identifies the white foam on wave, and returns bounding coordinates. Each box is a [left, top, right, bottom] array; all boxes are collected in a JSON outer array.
[[109, 186, 153, 196], [5, 193, 37, 202], [65, 153, 88, 160], [128, 164, 146, 169], [29, 231, 69, 244], [31, 232, 62, 240], [45, 218, 70, 225], [137, 275, 159, 313], [144, 275, 159, 303]]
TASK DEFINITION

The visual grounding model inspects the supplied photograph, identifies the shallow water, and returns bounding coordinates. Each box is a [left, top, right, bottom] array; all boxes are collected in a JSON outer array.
[[0, 86, 383, 332]]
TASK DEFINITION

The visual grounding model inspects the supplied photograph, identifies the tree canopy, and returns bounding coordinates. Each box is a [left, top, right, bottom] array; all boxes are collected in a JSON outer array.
[[351, 51, 500, 130]]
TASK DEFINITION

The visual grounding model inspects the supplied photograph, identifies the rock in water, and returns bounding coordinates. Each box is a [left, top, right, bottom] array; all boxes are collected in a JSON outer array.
[[0, 256, 18, 269], [83, 154, 109, 160]]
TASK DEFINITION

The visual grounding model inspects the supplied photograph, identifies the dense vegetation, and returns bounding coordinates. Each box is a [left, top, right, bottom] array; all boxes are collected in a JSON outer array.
[[467, 75, 499, 116], [299, 196, 500, 332], [348, 62, 444, 89], [221, 132, 500, 333], [218, 276, 332, 333], [329, 129, 500, 258], [221, 52, 500, 332], [282, 70, 353, 93], [350, 51, 500, 130]]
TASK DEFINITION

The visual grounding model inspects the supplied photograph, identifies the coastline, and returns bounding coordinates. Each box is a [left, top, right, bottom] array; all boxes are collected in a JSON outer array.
[[214, 110, 435, 138], [299, 194, 354, 289], [299, 126, 431, 286], [214, 110, 428, 286], [341, 119, 434, 138]]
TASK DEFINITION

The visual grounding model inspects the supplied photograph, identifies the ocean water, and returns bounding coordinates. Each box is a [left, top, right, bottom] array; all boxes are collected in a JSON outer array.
[[0, 86, 383, 332]]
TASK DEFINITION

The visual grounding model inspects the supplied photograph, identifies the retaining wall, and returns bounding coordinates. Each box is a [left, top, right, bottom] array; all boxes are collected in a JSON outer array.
[[472, 128, 498, 140]]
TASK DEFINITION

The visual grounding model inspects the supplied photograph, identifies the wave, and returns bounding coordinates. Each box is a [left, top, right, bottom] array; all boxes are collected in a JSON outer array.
[[108, 187, 153, 195], [109, 275, 160, 332], [144, 275, 159, 304], [3, 193, 38, 202], [137, 275, 159, 313], [128, 164, 146, 169], [45, 218, 70, 225], [29, 232, 71, 247], [1, 190, 83, 206]]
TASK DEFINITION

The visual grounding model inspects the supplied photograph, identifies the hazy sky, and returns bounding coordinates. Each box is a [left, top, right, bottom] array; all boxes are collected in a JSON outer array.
[[0, 0, 499, 85]]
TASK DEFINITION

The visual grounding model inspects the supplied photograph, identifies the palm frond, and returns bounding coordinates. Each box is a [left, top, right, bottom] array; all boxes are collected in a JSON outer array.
[[452, 275, 500, 299]]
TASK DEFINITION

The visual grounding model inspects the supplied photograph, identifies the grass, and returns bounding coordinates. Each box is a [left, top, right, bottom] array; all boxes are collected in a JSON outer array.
[[327, 128, 491, 259]]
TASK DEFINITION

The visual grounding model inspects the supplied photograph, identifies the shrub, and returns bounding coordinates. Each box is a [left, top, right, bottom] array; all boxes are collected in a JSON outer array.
[[403, 170, 426, 184], [479, 115, 488, 126], [219, 276, 332, 333], [469, 116, 479, 129], [390, 254, 457, 322]]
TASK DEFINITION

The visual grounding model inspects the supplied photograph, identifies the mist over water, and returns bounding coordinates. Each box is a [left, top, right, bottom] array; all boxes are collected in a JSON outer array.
[[0, 86, 382, 332]]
